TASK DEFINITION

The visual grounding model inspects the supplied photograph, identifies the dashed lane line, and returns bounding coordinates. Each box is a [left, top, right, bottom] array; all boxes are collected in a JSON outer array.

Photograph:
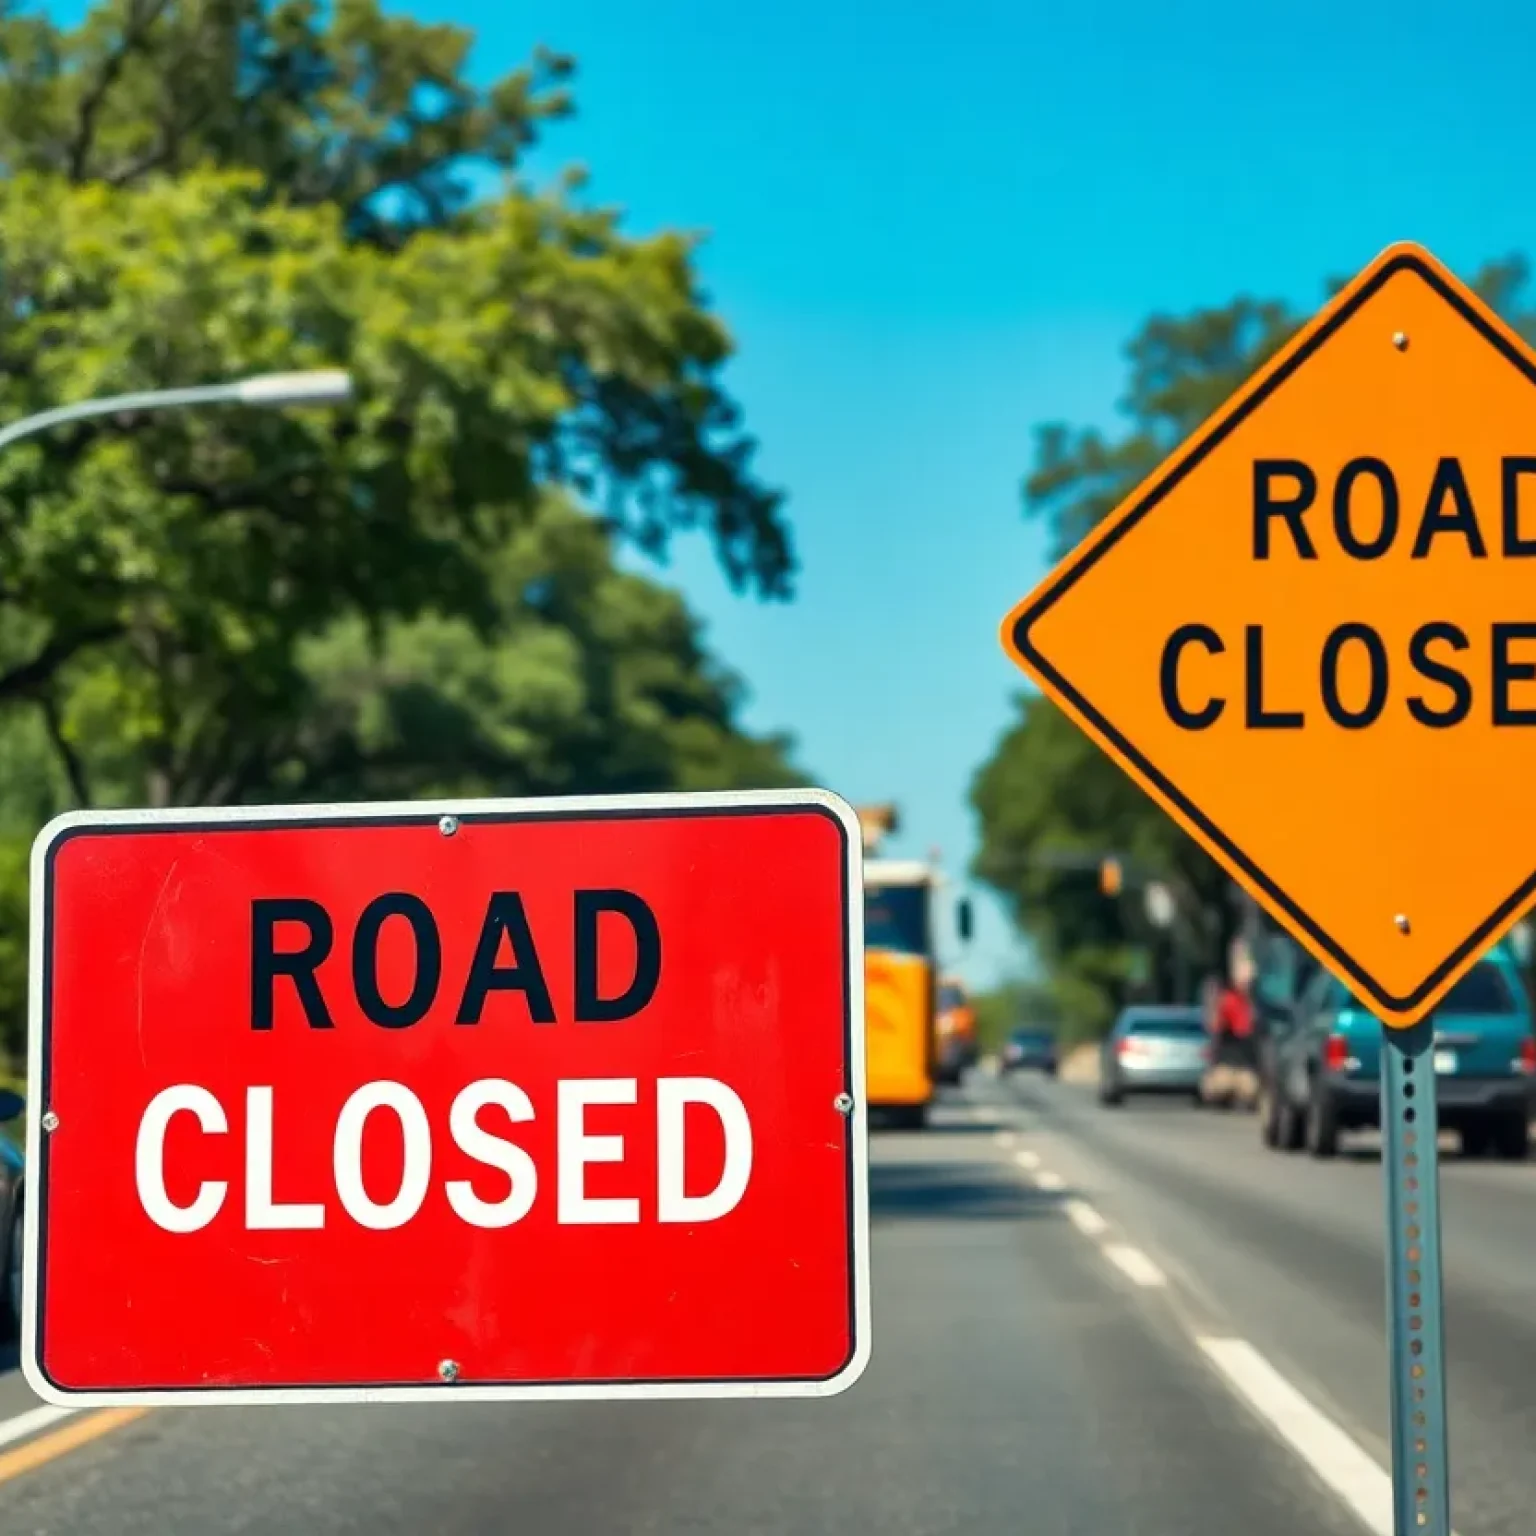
[[1102, 1243, 1167, 1288], [1062, 1198, 1108, 1237]]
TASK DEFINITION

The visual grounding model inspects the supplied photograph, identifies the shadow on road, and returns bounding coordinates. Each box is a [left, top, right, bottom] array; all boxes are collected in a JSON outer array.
[[870, 1161, 1060, 1223]]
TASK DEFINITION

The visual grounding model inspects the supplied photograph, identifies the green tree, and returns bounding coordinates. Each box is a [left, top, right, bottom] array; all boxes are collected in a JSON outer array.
[[0, 0, 573, 245], [54, 495, 796, 807], [974, 259, 1536, 1036], [0, 0, 790, 795], [285, 501, 799, 802], [971, 695, 1234, 1037], [0, 0, 804, 1057]]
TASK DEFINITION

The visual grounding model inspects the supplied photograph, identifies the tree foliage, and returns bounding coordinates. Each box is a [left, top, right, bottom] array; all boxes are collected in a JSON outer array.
[[0, 0, 803, 1057], [53, 495, 797, 808], [974, 259, 1536, 1036]]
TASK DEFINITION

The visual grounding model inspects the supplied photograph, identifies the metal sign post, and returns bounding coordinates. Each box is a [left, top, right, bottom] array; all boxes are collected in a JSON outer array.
[[1380, 1019, 1450, 1536]]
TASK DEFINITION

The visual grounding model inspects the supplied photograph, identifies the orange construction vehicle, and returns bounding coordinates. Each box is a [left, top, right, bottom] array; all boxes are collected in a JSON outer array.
[[935, 975, 978, 1085]]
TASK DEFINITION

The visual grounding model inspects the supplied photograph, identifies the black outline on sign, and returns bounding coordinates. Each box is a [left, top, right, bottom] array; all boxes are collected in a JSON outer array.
[[33, 801, 857, 1398], [1012, 250, 1536, 1017]]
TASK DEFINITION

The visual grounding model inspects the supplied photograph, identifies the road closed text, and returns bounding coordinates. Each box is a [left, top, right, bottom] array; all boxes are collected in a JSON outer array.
[[135, 1077, 753, 1233], [1159, 456, 1536, 731], [130, 884, 758, 1233]]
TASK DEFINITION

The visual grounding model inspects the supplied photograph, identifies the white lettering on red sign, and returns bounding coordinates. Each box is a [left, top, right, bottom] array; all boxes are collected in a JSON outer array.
[[133, 1076, 754, 1234], [658, 1077, 753, 1223], [557, 1078, 639, 1225], [446, 1079, 537, 1229], [247, 1085, 323, 1231], [134, 1085, 228, 1235]]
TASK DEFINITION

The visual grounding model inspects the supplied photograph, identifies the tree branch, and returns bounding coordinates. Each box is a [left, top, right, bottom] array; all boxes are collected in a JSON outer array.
[[37, 692, 90, 807], [104, 76, 222, 187], [202, 737, 275, 807], [67, 0, 174, 180], [0, 623, 120, 703]]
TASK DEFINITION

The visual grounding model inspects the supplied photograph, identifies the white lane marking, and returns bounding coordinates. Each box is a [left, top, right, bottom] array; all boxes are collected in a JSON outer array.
[[0, 1405, 75, 1450], [1012, 1149, 1040, 1171], [1103, 1243, 1166, 1287], [1034, 1170, 1066, 1193], [1198, 1338, 1395, 1536], [1063, 1198, 1108, 1237]]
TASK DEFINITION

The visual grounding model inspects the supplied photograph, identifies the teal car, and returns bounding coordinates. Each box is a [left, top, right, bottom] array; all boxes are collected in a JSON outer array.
[[1260, 945, 1536, 1159]]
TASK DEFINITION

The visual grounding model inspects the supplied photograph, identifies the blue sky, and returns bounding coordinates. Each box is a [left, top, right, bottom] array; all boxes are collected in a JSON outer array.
[[410, 0, 1535, 986]]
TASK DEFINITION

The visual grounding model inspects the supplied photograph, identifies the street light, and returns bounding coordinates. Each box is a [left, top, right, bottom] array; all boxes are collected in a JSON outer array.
[[228, 371, 353, 408], [1144, 881, 1177, 930], [0, 369, 354, 453]]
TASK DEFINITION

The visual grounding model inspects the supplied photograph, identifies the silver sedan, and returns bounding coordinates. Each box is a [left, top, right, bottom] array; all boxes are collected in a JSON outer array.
[[1099, 1006, 1209, 1106]]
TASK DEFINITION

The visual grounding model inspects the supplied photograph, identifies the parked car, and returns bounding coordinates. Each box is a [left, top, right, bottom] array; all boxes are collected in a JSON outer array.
[[0, 1087, 23, 1335], [1260, 947, 1535, 1159], [1001, 1027, 1057, 1075], [1099, 1006, 1208, 1105]]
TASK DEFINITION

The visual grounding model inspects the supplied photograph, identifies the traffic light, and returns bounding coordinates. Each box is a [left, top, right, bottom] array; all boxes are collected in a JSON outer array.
[[1099, 857, 1122, 897]]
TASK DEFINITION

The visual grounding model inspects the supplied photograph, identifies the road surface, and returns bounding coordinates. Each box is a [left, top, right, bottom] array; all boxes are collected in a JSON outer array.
[[0, 1076, 1528, 1532]]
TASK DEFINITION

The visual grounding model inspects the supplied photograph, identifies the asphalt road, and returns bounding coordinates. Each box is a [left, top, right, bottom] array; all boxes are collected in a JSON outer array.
[[0, 1078, 1525, 1533], [989, 1069, 1536, 1536]]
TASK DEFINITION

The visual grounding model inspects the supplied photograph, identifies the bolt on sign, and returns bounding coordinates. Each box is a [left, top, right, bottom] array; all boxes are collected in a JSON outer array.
[[1002, 242, 1536, 1027], [24, 791, 869, 1405]]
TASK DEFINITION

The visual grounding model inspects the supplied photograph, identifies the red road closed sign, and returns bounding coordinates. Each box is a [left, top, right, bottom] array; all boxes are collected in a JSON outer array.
[[23, 791, 868, 1405]]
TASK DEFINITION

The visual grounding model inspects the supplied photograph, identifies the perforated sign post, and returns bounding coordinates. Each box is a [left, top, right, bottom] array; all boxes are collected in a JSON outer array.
[[25, 789, 869, 1406], [997, 241, 1536, 1534]]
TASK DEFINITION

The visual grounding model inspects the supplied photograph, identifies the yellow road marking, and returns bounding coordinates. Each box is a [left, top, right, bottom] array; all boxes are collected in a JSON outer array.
[[0, 1407, 147, 1485]]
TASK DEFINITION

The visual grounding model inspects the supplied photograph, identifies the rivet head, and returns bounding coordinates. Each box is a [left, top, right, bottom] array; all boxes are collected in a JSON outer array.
[[437, 1358, 460, 1382], [1393, 331, 1409, 350], [438, 816, 459, 838], [40, 1111, 58, 1133], [833, 1093, 854, 1115], [1395, 913, 1411, 934]]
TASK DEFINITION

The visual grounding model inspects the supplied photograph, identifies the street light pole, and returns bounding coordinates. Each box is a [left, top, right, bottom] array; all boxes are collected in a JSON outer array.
[[0, 370, 353, 453]]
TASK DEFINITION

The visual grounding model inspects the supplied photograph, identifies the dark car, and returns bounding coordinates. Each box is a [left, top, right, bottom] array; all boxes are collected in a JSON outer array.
[[1099, 1006, 1208, 1105], [0, 1088, 23, 1334], [1001, 1028, 1057, 1075], [1262, 948, 1534, 1158]]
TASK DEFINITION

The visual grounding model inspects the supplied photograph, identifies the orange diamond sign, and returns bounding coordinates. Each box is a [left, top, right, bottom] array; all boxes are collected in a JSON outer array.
[[1002, 242, 1536, 1027]]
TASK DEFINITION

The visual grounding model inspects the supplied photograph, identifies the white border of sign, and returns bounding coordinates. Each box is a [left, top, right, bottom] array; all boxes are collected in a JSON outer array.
[[21, 787, 870, 1407]]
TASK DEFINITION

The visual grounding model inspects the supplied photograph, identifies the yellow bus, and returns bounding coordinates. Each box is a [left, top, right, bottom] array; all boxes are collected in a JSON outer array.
[[864, 860, 971, 1128]]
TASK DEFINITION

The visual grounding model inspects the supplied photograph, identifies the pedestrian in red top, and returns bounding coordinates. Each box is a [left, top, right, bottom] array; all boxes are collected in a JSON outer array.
[[1216, 983, 1254, 1041], [1207, 941, 1260, 1106]]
